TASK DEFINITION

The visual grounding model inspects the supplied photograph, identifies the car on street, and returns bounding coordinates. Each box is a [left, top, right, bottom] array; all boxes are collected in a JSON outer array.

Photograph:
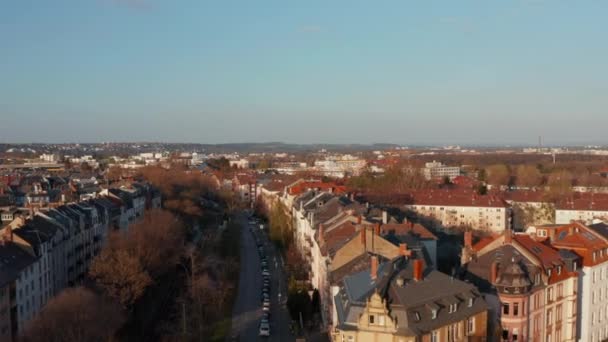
[[259, 322, 270, 337]]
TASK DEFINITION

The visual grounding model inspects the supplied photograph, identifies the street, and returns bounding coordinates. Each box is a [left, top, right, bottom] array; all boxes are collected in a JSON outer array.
[[229, 213, 294, 342]]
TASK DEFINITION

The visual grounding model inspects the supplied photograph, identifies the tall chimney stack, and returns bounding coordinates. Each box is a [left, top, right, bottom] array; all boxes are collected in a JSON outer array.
[[504, 228, 512, 244], [360, 228, 366, 247], [370, 256, 378, 280], [375, 223, 381, 236], [413, 259, 423, 281], [464, 231, 473, 248], [490, 261, 499, 284], [318, 224, 325, 245], [382, 210, 388, 225]]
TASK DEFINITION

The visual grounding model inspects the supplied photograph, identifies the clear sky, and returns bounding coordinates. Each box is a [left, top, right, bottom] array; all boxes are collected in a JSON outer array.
[[1, 0, 607, 146]]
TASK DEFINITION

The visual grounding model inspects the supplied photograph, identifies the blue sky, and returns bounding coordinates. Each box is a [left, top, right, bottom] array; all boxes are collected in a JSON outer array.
[[1, 0, 607, 145]]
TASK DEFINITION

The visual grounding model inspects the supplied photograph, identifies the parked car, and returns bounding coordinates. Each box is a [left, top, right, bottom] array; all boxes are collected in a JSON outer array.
[[259, 322, 270, 337]]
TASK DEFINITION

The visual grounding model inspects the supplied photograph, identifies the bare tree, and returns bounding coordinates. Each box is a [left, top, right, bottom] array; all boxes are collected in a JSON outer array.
[[90, 242, 152, 308], [21, 287, 124, 342], [126, 209, 186, 278], [515, 165, 543, 188], [485, 164, 510, 186]]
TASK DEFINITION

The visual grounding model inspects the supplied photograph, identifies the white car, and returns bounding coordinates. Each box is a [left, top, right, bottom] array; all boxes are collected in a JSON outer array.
[[259, 322, 270, 337]]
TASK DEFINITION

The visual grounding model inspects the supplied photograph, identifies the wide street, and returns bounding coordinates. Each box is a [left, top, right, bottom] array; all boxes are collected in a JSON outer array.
[[229, 212, 293, 342]]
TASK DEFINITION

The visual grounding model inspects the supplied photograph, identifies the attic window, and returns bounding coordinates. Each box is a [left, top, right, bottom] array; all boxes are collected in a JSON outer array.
[[448, 303, 458, 313], [468, 298, 474, 307], [547, 269, 552, 277], [557, 266, 562, 275], [414, 312, 421, 321], [431, 309, 438, 319]]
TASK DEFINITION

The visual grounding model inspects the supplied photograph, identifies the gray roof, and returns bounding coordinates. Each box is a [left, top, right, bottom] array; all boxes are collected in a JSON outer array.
[[589, 222, 608, 241], [0, 242, 37, 287], [336, 257, 488, 336]]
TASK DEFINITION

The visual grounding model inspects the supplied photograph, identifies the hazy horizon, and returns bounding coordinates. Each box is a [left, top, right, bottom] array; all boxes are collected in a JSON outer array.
[[2, 1, 607, 145]]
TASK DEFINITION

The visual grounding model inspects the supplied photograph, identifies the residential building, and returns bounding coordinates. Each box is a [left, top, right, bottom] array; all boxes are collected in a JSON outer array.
[[555, 193, 608, 224], [529, 222, 608, 342], [0, 233, 37, 340], [405, 190, 511, 232], [461, 230, 579, 342], [423, 160, 461, 180], [333, 256, 488, 342]]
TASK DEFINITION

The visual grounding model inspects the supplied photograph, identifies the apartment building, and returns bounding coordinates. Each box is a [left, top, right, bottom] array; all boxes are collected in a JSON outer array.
[[333, 256, 488, 342], [405, 190, 511, 232], [555, 193, 608, 224], [423, 160, 461, 180], [528, 222, 608, 342], [462, 230, 579, 342]]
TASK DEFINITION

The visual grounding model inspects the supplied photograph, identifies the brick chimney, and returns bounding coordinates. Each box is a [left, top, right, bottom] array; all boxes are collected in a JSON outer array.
[[464, 231, 473, 248], [490, 261, 499, 284], [370, 256, 378, 280], [413, 259, 423, 281], [399, 243, 412, 257], [318, 224, 324, 245], [360, 228, 366, 247], [504, 228, 512, 244], [375, 223, 381, 236]]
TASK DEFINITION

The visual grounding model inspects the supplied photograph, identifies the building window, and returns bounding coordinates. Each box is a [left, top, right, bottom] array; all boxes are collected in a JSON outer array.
[[502, 330, 509, 340], [467, 317, 475, 335], [513, 328, 519, 341], [547, 309, 553, 326], [368, 315, 374, 325], [431, 331, 439, 342], [449, 303, 458, 313], [514, 303, 519, 316], [468, 298, 473, 307], [431, 309, 437, 319], [503, 303, 510, 315]]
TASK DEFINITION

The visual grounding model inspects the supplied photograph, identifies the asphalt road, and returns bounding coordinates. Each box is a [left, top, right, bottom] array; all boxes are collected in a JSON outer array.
[[230, 213, 294, 342]]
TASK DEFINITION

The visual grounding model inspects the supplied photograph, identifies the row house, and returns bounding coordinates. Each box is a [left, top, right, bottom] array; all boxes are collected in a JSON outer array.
[[333, 256, 488, 342], [232, 173, 259, 209], [0, 182, 160, 339], [528, 222, 608, 342], [290, 189, 438, 329], [0, 235, 38, 342], [461, 230, 579, 342], [405, 190, 511, 232]]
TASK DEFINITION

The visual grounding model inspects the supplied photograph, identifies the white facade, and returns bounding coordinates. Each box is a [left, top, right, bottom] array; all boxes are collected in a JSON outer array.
[[406, 204, 510, 232], [556, 209, 608, 225], [423, 161, 461, 180], [579, 262, 608, 342]]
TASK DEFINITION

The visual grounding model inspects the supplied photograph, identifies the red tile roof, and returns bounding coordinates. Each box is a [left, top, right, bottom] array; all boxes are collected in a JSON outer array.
[[378, 222, 437, 240], [556, 192, 608, 211], [409, 189, 508, 208], [513, 234, 564, 271]]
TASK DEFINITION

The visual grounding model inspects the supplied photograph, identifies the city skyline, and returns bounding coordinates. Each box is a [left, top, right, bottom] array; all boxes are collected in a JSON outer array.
[[1, 1, 607, 145]]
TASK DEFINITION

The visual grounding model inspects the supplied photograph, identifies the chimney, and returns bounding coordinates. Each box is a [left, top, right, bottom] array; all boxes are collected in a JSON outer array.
[[361, 228, 366, 247], [399, 243, 412, 257], [370, 256, 378, 280], [504, 228, 512, 244], [375, 223, 381, 236], [464, 231, 473, 248], [490, 261, 499, 284], [318, 224, 324, 245], [382, 210, 388, 224], [413, 259, 423, 281]]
